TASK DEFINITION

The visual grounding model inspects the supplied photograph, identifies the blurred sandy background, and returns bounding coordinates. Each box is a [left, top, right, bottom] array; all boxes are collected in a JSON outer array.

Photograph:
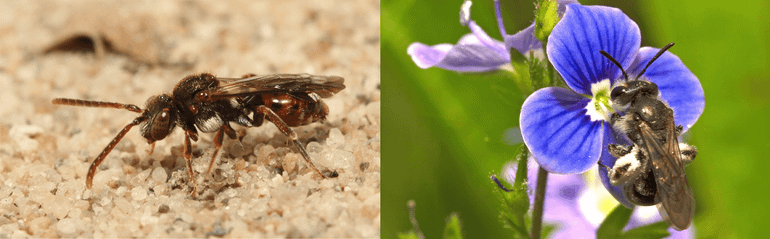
[[0, 0, 380, 237]]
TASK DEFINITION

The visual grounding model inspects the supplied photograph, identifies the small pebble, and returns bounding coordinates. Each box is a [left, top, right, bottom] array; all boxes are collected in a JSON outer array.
[[326, 128, 344, 148], [131, 186, 147, 201], [158, 204, 170, 213], [28, 217, 52, 236], [151, 167, 167, 184], [56, 218, 84, 237]]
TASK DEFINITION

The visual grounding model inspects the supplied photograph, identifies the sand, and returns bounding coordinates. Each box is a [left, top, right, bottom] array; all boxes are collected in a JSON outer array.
[[0, 0, 380, 237]]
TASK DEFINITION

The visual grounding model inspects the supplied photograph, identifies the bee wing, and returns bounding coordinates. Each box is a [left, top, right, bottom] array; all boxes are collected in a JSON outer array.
[[639, 122, 694, 231], [210, 74, 345, 100]]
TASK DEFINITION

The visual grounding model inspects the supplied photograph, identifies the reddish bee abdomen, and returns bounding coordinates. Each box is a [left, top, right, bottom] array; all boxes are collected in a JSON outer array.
[[263, 93, 328, 126]]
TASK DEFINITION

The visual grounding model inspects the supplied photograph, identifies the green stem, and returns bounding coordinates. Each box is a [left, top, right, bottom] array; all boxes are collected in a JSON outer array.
[[531, 166, 548, 239]]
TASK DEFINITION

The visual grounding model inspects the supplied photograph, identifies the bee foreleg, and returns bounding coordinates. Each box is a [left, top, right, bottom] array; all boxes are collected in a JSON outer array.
[[86, 115, 147, 189], [184, 130, 199, 197], [206, 124, 237, 175]]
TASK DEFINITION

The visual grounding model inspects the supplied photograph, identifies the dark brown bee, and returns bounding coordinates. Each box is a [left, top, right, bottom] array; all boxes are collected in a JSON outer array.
[[598, 43, 696, 231], [53, 73, 345, 196]]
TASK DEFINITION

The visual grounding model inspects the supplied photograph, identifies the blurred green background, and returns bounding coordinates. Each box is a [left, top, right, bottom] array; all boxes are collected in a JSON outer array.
[[383, 0, 770, 238]]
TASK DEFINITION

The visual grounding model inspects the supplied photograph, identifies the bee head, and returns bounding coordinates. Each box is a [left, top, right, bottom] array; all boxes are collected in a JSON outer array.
[[140, 94, 178, 143], [611, 80, 660, 105]]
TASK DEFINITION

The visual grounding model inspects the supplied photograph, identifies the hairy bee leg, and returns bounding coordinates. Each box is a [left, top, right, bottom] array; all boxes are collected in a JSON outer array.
[[206, 124, 237, 175], [255, 105, 327, 179], [86, 116, 147, 189], [679, 143, 697, 166], [603, 143, 649, 186], [609, 113, 622, 125], [608, 144, 633, 158], [184, 130, 199, 197]]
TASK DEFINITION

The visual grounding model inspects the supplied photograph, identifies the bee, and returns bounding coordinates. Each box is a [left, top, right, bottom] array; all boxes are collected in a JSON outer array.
[[597, 43, 697, 230], [53, 73, 345, 196]]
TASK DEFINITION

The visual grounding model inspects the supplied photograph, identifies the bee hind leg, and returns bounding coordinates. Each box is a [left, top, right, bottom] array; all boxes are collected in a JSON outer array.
[[679, 143, 697, 166], [254, 105, 333, 179]]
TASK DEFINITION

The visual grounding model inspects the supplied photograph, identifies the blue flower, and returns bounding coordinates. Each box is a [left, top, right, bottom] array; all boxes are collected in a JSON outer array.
[[519, 4, 704, 206], [503, 160, 696, 238], [407, 0, 578, 72]]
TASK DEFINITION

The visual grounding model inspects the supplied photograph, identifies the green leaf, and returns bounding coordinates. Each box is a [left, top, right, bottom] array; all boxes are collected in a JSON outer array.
[[513, 144, 529, 189], [595, 204, 674, 239], [495, 144, 532, 239], [541, 223, 556, 239], [596, 205, 634, 239], [621, 221, 671, 239], [443, 213, 464, 239], [534, 0, 559, 43]]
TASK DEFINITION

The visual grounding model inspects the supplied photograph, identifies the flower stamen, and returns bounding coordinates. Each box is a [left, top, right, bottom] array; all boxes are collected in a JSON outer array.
[[585, 79, 613, 122]]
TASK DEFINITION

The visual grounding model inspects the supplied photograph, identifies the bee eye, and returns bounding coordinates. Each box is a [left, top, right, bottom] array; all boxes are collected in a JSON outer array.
[[150, 108, 174, 140], [611, 85, 627, 100]]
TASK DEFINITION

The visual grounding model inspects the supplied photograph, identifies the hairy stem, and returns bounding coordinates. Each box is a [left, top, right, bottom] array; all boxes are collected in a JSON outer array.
[[531, 166, 548, 239]]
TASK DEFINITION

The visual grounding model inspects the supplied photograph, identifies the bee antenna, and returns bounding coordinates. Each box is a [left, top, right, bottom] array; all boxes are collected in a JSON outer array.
[[635, 42, 675, 81], [52, 98, 143, 113], [600, 50, 629, 81]]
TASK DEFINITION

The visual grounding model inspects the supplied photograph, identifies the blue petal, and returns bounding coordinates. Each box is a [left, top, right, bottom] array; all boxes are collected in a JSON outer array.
[[504, 22, 541, 55], [598, 127, 635, 208], [520, 87, 604, 174], [467, 21, 510, 61], [547, 4, 641, 94], [556, 0, 581, 14], [407, 33, 509, 72], [627, 47, 705, 132], [501, 0, 579, 55]]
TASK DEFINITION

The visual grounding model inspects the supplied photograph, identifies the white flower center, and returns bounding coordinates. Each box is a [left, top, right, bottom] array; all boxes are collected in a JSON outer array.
[[585, 79, 613, 122]]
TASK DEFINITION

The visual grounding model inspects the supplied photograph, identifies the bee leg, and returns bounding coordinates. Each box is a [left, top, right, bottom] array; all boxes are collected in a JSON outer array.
[[147, 142, 156, 155], [597, 161, 611, 171], [255, 105, 328, 179], [605, 144, 645, 186], [184, 130, 200, 197], [608, 144, 633, 158], [206, 124, 237, 175], [86, 115, 147, 189], [679, 143, 697, 166], [675, 125, 684, 136], [609, 112, 622, 125]]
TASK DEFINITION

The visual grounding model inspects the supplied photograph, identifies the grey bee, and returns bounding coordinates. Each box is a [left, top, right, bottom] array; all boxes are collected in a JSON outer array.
[[598, 43, 697, 231]]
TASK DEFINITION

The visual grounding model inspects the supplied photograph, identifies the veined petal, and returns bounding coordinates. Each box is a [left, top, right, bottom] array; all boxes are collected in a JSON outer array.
[[407, 34, 509, 72], [467, 21, 510, 61], [504, 22, 541, 56], [500, 0, 580, 55], [520, 87, 604, 174], [407, 42, 453, 69], [547, 4, 641, 94], [598, 127, 635, 208], [627, 47, 705, 132]]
